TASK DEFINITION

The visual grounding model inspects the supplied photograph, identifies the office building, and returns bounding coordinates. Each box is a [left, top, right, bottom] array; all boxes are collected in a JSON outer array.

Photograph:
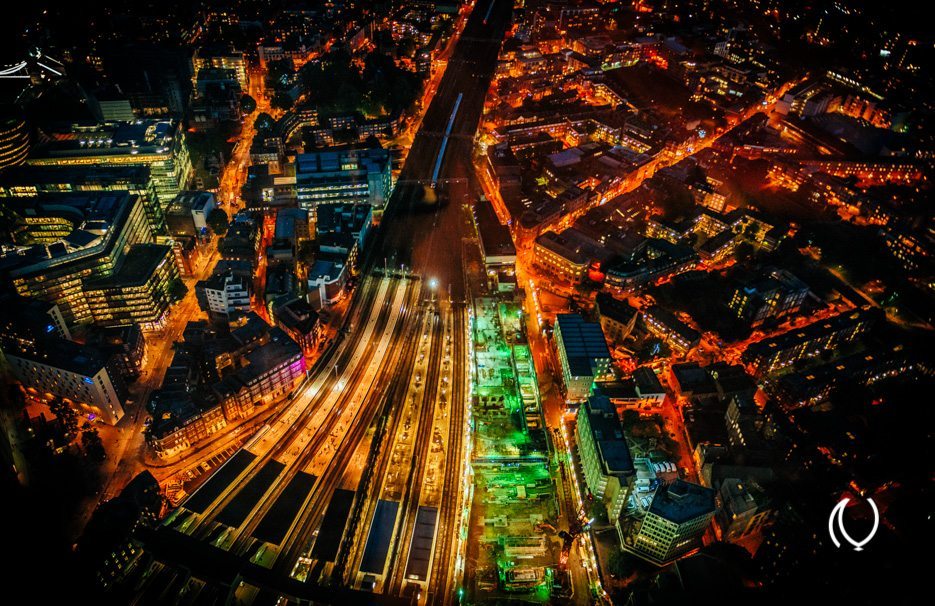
[[554, 314, 613, 401], [147, 392, 226, 458], [0, 165, 161, 233], [25, 119, 193, 221], [213, 327, 305, 420], [85, 325, 146, 381], [90, 91, 137, 123], [76, 472, 160, 590], [218, 212, 260, 263], [95, 43, 194, 118], [630, 480, 716, 565], [294, 146, 392, 209], [576, 395, 634, 522], [0, 294, 71, 357], [272, 297, 321, 355], [642, 305, 701, 353], [593, 367, 667, 410], [265, 207, 308, 265], [307, 258, 348, 309], [595, 292, 638, 347], [148, 326, 305, 457], [2, 193, 154, 326], [0, 116, 30, 170], [605, 239, 698, 291], [5, 338, 128, 425], [715, 478, 774, 542], [84, 243, 180, 330], [315, 203, 372, 271], [533, 231, 590, 284]]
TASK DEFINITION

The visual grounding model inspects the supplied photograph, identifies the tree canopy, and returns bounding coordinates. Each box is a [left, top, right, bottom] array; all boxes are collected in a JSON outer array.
[[300, 49, 421, 117], [240, 93, 257, 114], [207, 208, 229, 235]]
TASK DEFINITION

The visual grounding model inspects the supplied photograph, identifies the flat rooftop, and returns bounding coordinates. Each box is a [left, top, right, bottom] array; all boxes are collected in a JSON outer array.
[[649, 479, 715, 524], [555, 314, 611, 377]]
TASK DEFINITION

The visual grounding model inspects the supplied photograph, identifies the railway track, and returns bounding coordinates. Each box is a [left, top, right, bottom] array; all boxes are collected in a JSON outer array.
[[271, 279, 423, 580], [221, 277, 418, 556], [426, 304, 468, 605], [384, 303, 449, 595], [333, 302, 435, 586], [177, 275, 392, 540]]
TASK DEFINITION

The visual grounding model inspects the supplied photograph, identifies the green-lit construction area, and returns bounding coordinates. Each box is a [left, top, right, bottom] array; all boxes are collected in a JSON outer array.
[[465, 297, 563, 602]]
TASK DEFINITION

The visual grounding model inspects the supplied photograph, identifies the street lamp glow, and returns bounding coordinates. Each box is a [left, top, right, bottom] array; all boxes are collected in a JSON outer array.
[[429, 278, 439, 290]]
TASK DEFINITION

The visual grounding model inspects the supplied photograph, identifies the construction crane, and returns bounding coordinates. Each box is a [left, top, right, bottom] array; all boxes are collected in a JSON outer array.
[[557, 506, 592, 569], [536, 505, 592, 571]]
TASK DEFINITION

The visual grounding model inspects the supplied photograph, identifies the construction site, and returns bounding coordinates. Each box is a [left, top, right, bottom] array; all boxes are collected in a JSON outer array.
[[465, 297, 588, 602]]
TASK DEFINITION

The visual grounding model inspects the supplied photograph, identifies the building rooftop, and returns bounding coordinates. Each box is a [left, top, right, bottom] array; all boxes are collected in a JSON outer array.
[[274, 207, 309, 241], [633, 367, 665, 395], [648, 479, 715, 524], [0, 164, 151, 192], [274, 298, 319, 336], [744, 308, 877, 361], [583, 395, 634, 476], [9, 337, 111, 378], [596, 292, 637, 325], [201, 270, 249, 293], [473, 198, 515, 259], [2, 192, 138, 278], [168, 191, 215, 215], [214, 328, 302, 397], [84, 243, 171, 289], [295, 146, 389, 175], [643, 305, 701, 345], [315, 203, 371, 237], [670, 362, 718, 395], [535, 231, 589, 266], [556, 314, 611, 377], [28, 120, 179, 160]]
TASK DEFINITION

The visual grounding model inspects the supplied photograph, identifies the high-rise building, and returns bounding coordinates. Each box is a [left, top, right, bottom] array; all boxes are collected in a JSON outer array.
[[575, 395, 634, 522], [1, 193, 154, 326], [630, 480, 716, 565], [554, 314, 613, 401], [294, 146, 393, 209], [84, 243, 180, 330], [0, 165, 161, 233], [0, 116, 30, 170], [25, 120, 192, 225]]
